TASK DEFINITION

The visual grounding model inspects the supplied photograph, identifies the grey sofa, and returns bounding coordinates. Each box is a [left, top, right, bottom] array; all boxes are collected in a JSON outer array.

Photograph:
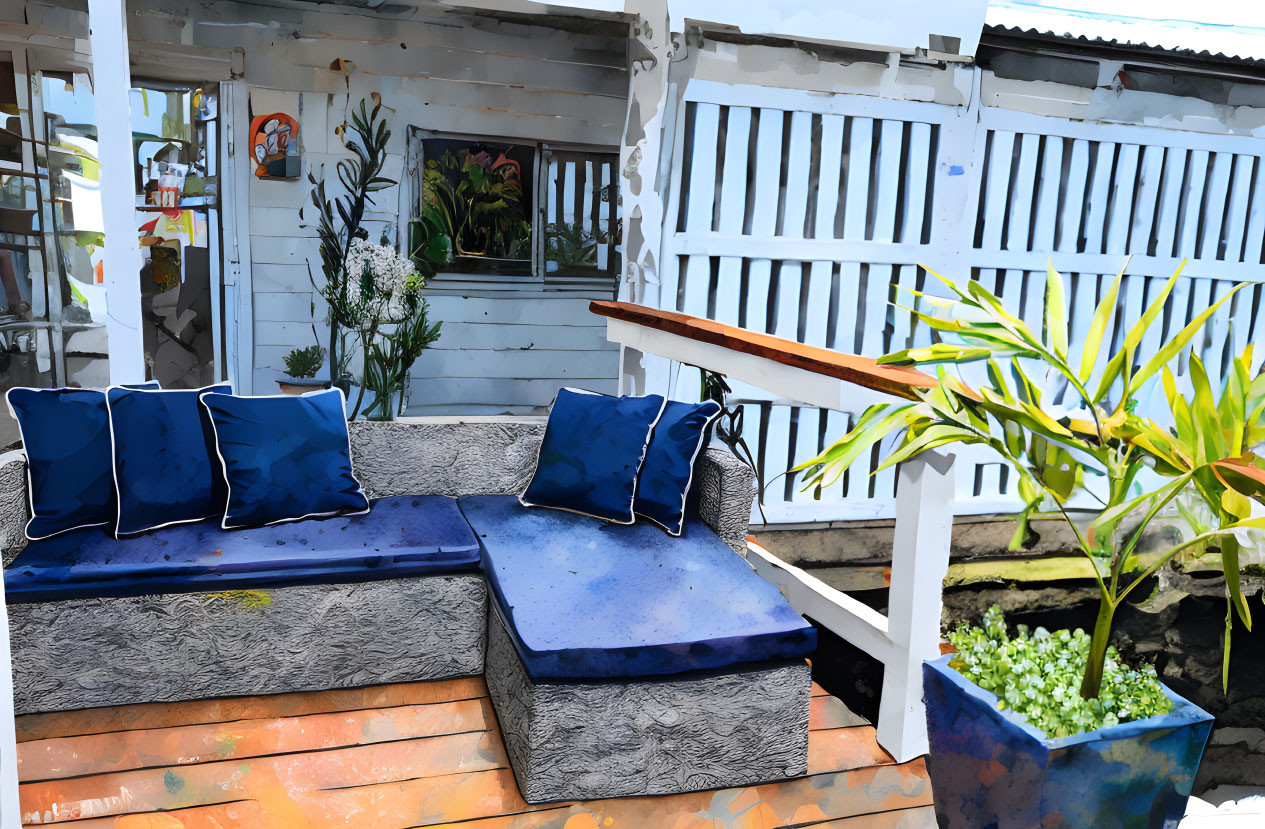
[[0, 418, 756, 713], [0, 417, 814, 803]]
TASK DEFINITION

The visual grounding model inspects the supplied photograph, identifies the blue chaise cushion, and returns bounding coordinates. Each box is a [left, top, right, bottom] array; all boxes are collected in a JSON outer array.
[[461, 495, 816, 680], [635, 399, 722, 535], [108, 384, 231, 536], [6, 383, 158, 540], [4, 496, 479, 603], [520, 388, 665, 524], [199, 388, 369, 529]]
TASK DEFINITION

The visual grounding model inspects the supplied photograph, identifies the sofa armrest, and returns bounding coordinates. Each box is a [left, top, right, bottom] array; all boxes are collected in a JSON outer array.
[[0, 450, 28, 567], [695, 446, 755, 553]]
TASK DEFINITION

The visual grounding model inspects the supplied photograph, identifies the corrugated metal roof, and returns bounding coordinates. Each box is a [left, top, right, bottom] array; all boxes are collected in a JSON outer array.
[[985, 1, 1265, 63]]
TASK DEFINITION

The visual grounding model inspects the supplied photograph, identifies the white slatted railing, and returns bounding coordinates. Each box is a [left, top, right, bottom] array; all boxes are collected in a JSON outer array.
[[658, 79, 1265, 524]]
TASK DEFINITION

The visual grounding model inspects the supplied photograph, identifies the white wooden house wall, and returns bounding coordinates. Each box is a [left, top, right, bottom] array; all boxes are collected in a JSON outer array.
[[654, 53, 1265, 525], [120, 0, 627, 408]]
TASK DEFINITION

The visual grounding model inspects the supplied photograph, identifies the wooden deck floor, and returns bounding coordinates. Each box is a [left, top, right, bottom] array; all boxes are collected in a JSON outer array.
[[14, 676, 934, 828]]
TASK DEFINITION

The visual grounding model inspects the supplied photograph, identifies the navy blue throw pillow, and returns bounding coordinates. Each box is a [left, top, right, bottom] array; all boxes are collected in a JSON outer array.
[[108, 384, 231, 537], [199, 388, 369, 529], [635, 400, 722, 535], [6, 383, 158, 540], [520, 388, 666, 524]]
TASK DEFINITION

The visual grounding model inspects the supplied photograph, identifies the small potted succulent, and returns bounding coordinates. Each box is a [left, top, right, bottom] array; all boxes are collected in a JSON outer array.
[[277, 344, 328, 395], [794, 262, 1265, 827]]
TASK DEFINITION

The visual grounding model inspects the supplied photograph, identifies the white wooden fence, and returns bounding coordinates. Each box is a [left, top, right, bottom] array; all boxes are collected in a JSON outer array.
[[657, 78, 1265, 524]]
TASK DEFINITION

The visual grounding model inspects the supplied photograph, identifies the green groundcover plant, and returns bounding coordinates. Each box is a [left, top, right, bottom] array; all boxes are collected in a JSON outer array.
[[948, 606, 1171, 737], [793, 261, 1265, 734]]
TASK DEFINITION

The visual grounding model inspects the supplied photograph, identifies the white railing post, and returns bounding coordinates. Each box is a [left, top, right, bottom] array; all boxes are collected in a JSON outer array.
[[88, 0, 146, 384], [0, 571, 19, 829], [877, 450, 956, 762]]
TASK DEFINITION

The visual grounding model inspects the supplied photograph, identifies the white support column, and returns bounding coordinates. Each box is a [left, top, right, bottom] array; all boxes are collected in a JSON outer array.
[[221, 80, 254, 394], [877, 450, 956, 762], [88, 0, 145, 384]]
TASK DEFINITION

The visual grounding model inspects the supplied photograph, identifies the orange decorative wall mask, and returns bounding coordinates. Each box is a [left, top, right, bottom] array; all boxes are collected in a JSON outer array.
[[250, 112, 300, 179]]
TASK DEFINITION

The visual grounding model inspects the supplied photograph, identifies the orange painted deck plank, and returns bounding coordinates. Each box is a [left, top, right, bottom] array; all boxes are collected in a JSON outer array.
[[809, 695, 869, 730], [16, 677, 929, 829], [16, 676, 489, 743], [19, 730, 508, 823], [410, 762, 932, 829], [801, 804, 938, 827], [20, 697, 495, 782], [37, 801, 266, 828], [808, 727, 895, 773]]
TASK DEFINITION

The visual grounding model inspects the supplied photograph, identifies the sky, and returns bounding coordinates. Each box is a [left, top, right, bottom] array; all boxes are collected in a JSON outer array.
[[991, 0, 1265, 29], [987, 0, 1265, 58]]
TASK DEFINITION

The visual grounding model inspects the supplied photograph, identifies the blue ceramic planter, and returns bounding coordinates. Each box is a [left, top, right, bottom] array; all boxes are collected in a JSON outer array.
[[923, 655, 1214, 828]]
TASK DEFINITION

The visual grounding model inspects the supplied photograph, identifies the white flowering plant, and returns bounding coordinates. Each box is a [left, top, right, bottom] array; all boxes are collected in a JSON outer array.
[[343, 238, 423, 325], [307, 96, 441, 420], [322, 238, 440, 420]]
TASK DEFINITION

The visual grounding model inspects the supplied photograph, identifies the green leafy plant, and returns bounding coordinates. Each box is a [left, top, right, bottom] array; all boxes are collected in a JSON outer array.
[[793, 261, 1265, 708], [948, 606, 1171, 737], [304, 94, 395, 394], [282, 345, 326, 379], [413, 148, 531, 269], [361, 292, 443, 420], [304, 97, 443, 420], [700, 369, 767, 523], [544, 221, 599, 269]]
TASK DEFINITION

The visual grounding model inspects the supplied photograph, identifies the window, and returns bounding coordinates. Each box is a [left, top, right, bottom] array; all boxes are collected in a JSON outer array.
[[407, 128, 619, 285]]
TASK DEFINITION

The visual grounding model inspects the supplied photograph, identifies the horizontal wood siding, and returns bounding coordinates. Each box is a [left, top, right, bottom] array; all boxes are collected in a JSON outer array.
[[406, 293, 618, 415], [120, 1, 627, 405]]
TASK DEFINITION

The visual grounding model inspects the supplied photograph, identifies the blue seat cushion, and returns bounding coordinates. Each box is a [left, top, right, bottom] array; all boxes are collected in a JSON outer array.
[[5, 496, 479, 603], [460, 495, 816, 680]]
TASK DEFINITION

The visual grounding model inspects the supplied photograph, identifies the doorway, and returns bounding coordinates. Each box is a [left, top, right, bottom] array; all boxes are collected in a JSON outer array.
[[0, 45, 227, 447]]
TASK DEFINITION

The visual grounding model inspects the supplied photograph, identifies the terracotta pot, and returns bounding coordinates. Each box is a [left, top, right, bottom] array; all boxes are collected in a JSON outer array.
[[277, 377, 329, 395]]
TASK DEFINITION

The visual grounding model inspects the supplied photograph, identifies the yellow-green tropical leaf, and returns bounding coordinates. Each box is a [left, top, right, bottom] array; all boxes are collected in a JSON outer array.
[[1127, 283, 1246, 397], [1223, 488, 1252, 519], [1093, 270, 1182, 400], [1222, 534, 1252, 631], [1039, 444, 1079, 502], [1044, 262, 1068, 359], [875, 424, 983, 471], [1189, 356, 1225, 463], [792, 404, 915, 489], [1079, 266, 1125, 383], [878, 344, 993, 366]]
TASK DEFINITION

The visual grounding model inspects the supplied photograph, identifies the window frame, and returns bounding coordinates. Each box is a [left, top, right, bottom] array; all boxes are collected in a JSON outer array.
[[406, 126, 619, 289]]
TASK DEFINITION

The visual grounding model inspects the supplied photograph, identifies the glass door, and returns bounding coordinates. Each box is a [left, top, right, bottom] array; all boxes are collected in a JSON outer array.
[[0, 46, 225, 448]]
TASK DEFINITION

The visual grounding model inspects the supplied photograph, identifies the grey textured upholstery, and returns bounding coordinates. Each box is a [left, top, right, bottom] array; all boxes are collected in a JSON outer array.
[[2, 418, 758, 713]]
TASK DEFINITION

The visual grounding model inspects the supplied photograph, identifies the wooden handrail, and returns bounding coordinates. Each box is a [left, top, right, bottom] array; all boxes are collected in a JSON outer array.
[[589, 301, 937, 400]]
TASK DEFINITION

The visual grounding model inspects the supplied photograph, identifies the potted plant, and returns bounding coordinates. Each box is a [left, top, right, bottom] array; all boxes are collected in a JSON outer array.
[[793, 262, 1265, 827], [277, 344, 328, 395], [305, 96, 442, 420]]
